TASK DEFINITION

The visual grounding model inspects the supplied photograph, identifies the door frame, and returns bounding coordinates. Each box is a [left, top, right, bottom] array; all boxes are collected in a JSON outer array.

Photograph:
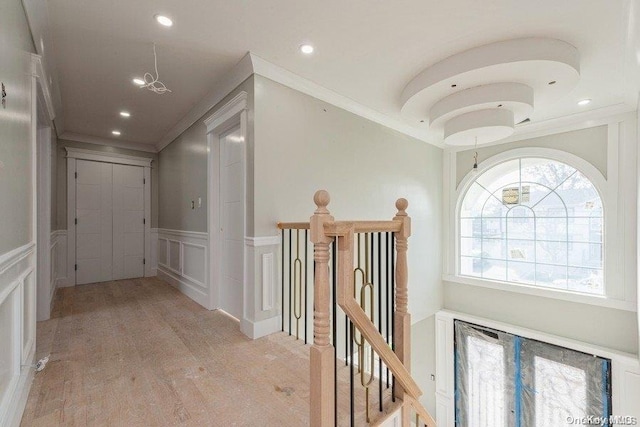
[[204, 91, 248, 313], [65, 148, 153, 286]]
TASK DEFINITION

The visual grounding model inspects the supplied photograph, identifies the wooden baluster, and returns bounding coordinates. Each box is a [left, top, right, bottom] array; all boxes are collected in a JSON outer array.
[[310, 190, 335, 427], [393, 198, 412, 426]]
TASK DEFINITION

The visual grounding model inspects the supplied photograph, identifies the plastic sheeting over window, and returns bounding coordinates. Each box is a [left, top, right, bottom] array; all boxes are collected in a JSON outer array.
[[455, 320, 611, 427]]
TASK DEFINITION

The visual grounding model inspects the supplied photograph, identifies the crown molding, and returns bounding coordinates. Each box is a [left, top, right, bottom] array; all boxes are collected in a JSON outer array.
[[60, 132, 158, 153], [30, 54, 56, 122], [248, 52, 438, 147], [155, 53, 254, 152], [450, 103, 636, 152]]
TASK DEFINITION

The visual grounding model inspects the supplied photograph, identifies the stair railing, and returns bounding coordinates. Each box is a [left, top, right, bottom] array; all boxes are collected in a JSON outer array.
[[308, 190, 435, 427]]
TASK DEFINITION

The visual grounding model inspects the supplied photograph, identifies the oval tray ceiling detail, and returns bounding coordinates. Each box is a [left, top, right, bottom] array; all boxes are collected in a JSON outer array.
[[400, 37, 580, 146]]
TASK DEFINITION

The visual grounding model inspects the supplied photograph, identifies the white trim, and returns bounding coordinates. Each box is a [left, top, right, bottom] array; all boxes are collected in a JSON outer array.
[[450, 110, 636, 152], [181, 242, 207, 287], [244, 236, 280, 247], [249, 53, 436, 146], [206, 94, 248, 315], [60, 132, 158, 153], [0, 244, 35, 277], [159, 229, 208, 239], [204, 92, 248, 133], [36, 124, 52, 321], [450, 145, 628, 308], [143, 167, 152, 277], [156, 53, 254, 152], [30, 54, 55, 121], [240, 316, 282, 340], [157, 267, 209, 308], [66, 157, 76, 286], [261, 253, 274, 311], [65, 147, 153, 167], [434, 310, 640, 427]]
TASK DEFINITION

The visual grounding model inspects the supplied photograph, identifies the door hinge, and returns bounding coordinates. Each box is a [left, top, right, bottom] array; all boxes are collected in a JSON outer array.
[[74, 264, 78, 271], [143, 218, 146, 224], [143, 178, 146, 185], [143, 258, 146, 265], [75, 218, 78, 225], [75, 172, 77, 179]]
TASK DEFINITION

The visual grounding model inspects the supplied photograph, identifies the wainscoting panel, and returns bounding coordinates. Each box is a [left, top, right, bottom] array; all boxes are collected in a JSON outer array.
[[51, 230, 70, 288], [157, 229, 209, 309], [148, 228, 158, 277], [0, 243, 36, 427]]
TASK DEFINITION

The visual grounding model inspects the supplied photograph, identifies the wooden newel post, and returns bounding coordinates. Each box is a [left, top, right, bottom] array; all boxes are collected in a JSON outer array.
[[310, 190, 335, 427], [393, 198, 412, 423]]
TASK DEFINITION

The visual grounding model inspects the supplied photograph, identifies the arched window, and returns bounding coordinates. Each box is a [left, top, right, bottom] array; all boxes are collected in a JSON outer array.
[[459, 157, 604, 295]]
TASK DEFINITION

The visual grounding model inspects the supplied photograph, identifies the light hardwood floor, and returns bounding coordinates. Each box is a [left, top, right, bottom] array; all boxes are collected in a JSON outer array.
[[20, 277, 311, 426], [20, 277, 394, 426]]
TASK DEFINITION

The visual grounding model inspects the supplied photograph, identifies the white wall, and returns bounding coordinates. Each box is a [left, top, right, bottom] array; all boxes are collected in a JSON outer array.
[[442, 115, 639, 355], [253, 75, 443, 412], [0, 0, 38, 424]]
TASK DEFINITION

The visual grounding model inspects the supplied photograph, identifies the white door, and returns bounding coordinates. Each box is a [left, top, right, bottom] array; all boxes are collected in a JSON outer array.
[[112, 164, 145, 280], [76, 160, 113, 285], [219, 125, 244, 320]]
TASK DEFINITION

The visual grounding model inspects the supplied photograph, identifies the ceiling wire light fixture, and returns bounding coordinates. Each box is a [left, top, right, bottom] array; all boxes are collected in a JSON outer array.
[[472, 136, 479, 174], [139, 44, 172, 94]]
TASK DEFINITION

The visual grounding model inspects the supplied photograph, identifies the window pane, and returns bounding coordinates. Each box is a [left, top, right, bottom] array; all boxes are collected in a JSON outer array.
[[482, 259, 506, 281], [568, 267, 603, 294], [459, 156, 604, 296], [507, 239, 535, 262], [483, 239, 506, 259], [569, 243, 602, 268], [537, 218, 567, 241], [535, 264, 567, 289], [460, 237, 482, 257], [482, 218, 505, 239], [460, 256, 482, 277], [476, 159, 520, 194], [461, 182, 490, 218], [507, 261, 535, 284], [568, 217, 602, 243], [536, 241, 568, 265], [460, 218, 479, 238], [520, 158, 577, 189]]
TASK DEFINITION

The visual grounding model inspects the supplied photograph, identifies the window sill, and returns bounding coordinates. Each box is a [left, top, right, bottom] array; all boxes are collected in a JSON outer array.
[[442, 274, 636, 312]]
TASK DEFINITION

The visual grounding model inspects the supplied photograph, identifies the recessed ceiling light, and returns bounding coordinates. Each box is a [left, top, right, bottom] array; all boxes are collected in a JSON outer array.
[[155, 15, 173, 27], [112, 130, 121, 136], [577, 98, 591, 106], [120, 111, 131, 118], [300, 44, 314, 54], [133, 78, 145, 86]]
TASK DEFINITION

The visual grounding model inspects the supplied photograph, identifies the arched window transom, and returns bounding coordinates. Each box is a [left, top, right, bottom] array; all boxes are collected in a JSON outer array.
[[459, 157, 604, 295]]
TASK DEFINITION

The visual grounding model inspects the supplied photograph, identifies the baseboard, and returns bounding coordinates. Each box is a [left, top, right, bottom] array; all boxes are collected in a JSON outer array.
[[55, 277, 74, 288], [157, 266, 208, 309], [3, 350, 35, 427], [241, 315, 282, 339]]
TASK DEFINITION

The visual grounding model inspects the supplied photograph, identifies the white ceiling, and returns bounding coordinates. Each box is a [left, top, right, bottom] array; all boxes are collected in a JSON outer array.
[[45, 0, 640, 148]]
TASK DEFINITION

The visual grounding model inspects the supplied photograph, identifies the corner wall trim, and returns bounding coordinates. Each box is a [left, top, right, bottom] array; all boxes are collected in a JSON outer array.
[[60, 132, 158, 153], [244, 236, 280, 247], [240, 316, 282, 340]]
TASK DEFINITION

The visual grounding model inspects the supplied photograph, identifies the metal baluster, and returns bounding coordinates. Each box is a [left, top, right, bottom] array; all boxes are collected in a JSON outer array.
[[281, 229, 284, 332], [304, 229, 308, 344]]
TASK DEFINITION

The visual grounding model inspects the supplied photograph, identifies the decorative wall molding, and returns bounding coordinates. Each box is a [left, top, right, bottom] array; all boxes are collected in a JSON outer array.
[[244, 236, 280, 247], [0, 244, 36, 427], [157, 229, 209, 309], [203, 91, 248, 133], [60, 132, 158, 153], [435, 310, 640, 427], [261, 253, 274, 311], [65, 147, 153, 167]]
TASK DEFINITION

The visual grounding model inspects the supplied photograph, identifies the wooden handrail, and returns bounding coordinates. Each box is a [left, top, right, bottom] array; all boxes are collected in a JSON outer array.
[[278, 220, 401, 233], [308, 190, 436, 427], [325, 220, 402, 233], [340, 299, 422, 398], [277, 222, 310, 230], [404, 395, 437, 427]]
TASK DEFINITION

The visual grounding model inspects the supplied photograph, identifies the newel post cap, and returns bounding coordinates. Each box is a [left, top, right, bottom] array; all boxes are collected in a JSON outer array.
[[393, 197, 411, 238], [311, 190, 334, 243]]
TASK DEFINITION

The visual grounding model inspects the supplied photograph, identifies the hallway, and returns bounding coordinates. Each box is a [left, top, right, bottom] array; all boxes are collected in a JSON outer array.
[[20, 278, 310, 426]]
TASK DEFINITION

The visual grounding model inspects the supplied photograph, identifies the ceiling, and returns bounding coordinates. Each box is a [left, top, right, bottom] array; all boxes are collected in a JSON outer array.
[[43, 0, 640, 148]]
